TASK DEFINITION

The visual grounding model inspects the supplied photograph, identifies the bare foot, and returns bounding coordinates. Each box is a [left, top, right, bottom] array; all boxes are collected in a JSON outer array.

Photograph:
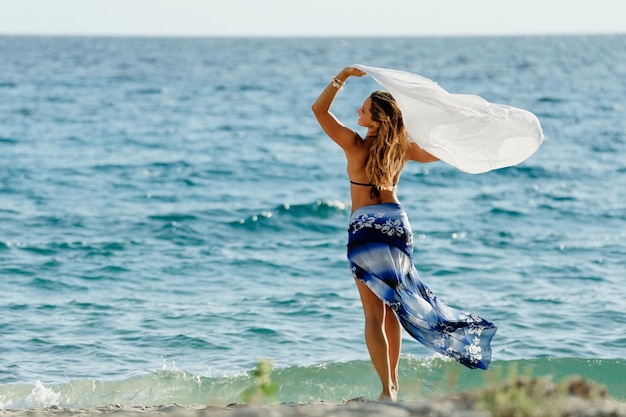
[[378, 385, 398, 402]]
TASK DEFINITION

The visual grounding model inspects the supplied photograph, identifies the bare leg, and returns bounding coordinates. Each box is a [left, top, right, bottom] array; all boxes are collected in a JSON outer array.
[[354, 278, 397, 401], [385, 304, 402, 392]]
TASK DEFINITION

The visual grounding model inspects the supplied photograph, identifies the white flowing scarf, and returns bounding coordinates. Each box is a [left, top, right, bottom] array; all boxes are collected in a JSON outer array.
[[354, 64, 544, 174]]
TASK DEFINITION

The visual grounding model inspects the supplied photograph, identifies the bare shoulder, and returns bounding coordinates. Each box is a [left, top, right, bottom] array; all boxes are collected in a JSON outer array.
[[331, 125, 364, 152], [311, 107, 363, 151], [329, 125, 366, 155]]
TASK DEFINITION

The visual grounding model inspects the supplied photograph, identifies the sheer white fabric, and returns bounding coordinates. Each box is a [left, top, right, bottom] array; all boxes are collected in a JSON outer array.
[[354, 64, 544, 174]]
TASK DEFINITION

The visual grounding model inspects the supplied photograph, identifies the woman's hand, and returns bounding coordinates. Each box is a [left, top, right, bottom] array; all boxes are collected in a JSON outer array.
[[337, 67, 367, 81]]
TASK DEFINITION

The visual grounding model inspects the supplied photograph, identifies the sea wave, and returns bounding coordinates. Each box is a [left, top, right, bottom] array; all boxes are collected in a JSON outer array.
[[1, 357, 623, 409]]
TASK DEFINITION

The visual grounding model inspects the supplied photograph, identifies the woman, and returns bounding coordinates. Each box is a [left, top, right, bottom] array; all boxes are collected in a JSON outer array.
[[312, 67, 496, 401]]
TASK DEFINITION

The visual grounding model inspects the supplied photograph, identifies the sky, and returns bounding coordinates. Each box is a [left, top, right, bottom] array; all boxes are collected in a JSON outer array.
[[1, 0, 625, 37]]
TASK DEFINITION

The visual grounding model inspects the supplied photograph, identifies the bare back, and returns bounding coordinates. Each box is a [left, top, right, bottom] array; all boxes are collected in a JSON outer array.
[[346, 133, 404, 212]]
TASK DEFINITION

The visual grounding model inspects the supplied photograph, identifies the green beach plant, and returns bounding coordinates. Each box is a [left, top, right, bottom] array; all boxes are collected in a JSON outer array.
[[242, 359, 278, 405], [468, 364, 608, 417]]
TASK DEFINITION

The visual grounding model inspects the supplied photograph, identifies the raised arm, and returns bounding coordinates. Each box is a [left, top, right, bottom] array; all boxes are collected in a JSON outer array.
[[311, 67, 366, 150], [407, 140, 439, 163]]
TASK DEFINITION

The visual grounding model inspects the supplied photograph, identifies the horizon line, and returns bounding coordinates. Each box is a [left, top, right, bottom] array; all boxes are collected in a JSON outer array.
[[1, 30, 625, 39]]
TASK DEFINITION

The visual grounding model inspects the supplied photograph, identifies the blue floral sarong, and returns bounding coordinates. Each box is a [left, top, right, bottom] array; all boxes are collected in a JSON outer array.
[[348, 203, 497, 370]]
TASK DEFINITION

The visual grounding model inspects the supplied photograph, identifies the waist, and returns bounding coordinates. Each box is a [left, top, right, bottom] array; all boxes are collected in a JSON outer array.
[[350, 187, 400, 213], [350, 203, 405, 220], [347, 203, 413, 250]]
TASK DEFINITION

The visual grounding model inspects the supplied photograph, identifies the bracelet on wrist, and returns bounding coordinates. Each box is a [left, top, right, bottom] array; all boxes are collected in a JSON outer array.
[[331, 76, 345, 90]]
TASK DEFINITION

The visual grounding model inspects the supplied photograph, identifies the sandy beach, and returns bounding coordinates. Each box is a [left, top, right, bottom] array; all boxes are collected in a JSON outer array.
[[2, 396, 625, 417]]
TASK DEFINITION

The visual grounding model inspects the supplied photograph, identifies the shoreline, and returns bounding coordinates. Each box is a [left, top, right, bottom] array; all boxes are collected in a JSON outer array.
[[2, 397, 625, 417]]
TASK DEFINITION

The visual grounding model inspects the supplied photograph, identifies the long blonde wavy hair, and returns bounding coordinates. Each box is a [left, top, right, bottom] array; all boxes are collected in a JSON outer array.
[[365, 91, 410, 193]]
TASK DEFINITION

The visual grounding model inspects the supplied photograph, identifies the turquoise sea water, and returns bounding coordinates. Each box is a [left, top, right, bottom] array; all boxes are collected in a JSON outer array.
[[1, 35, 625, 408]]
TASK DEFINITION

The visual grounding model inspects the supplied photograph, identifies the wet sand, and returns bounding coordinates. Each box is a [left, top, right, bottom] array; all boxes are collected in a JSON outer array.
[[2, 396, 625, 417]]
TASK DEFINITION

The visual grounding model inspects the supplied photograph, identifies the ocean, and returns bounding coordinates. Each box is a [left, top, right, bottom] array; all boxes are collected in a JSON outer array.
[[0, 35, 624, 408]]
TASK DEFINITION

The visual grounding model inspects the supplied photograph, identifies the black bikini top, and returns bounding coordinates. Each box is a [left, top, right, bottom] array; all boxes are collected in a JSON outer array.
[[350, 179, 396, 200]]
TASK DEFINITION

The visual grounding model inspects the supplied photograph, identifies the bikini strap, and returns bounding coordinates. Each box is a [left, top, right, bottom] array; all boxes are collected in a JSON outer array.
[[350, 180, 397, 187], [350, 180, 374, 187]]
